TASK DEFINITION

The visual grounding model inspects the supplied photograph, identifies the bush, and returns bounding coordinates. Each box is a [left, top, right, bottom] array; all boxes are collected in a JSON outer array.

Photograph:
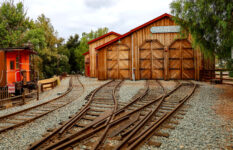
[[229, 71, 233, 77]]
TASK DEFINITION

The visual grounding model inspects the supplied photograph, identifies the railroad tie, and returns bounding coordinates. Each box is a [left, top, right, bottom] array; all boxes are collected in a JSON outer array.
[[160, 107, 173, 111], [74, 123, 86, 128], [90, 108, 105, 112], [161, 124, 175, 129], [167, 120, 179, 125], [154, 131, 170, 138], [86, 112, 100, 116], [91, 104, 113, 108], [82, 115, 96, 121], [4, 120, 22, 124], [146, 141, 162, 147]]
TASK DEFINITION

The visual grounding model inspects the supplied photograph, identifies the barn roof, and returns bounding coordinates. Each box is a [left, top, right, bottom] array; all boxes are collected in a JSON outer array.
[[82, 51, 89, 56], [87, 31, 121, 44], [95, 13, 172, 51]]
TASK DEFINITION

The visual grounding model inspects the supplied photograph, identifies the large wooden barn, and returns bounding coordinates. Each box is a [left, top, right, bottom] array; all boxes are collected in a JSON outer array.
[[85, 13, 214, 80]]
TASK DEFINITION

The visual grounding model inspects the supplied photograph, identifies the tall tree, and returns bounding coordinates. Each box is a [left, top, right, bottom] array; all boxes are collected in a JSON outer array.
[[170, 0, 233, 68], [66, 28, 109, 73], [66, 34, 80, 72], [77, 28, 109, 72], [0, 0, 33, 47]]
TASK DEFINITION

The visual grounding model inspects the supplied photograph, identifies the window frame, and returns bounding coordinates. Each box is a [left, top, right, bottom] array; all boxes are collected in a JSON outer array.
[[10, 60, 15, 70]]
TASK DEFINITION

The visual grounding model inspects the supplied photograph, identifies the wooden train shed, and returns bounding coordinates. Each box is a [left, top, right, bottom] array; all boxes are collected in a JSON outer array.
[[95, 13, 214, 80]]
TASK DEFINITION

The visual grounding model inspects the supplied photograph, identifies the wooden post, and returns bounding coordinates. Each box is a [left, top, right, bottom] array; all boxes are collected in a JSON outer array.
[[22, 89, 25, 104], [41, 84, 44, 92], [180, 41, 183, 79], [150, 41, 153, 79], [220, 70, 223, 83], [37, 83, 39, 100]]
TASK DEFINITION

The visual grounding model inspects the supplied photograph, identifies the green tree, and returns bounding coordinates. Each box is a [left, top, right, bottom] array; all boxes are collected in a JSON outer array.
[[23, 14, 70, 78], [65, 28, 109, 73], [170, 0, 233, 68], [77, 28, 109, 72], [0, 0, 33, 47], [66, 34, 80, 72]]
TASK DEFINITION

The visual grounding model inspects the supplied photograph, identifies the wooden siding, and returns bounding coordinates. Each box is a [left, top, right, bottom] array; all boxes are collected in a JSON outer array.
[[89, 34, 119, 77], [97, 16, 214, 80], [0, 51, 6, 86]]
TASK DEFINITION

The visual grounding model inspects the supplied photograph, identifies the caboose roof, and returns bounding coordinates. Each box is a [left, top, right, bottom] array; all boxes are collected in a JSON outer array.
[[0, 47, 37, 54]]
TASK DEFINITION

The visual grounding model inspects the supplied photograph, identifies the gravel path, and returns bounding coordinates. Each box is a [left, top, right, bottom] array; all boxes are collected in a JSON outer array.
[[143, 82, 231, 150], [0, 76, 109, 150], [0, 77, 70, 117], [119, 80, 146, 103]]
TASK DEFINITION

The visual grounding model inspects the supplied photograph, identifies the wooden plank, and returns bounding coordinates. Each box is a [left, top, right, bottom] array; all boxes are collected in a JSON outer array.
[[0, 51, 6, 87]]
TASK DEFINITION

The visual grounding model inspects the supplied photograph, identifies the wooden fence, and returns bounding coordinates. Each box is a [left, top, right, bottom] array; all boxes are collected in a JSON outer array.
[[200, 69, 233, 85], [41, 80, 58, 92], [0, 87, 10, 100]]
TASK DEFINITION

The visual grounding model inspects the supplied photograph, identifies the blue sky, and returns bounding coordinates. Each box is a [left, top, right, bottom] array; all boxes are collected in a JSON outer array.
[[13, 0, 173, 39]]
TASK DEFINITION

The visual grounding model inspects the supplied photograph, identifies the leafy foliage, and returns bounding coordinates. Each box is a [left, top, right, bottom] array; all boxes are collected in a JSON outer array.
[[170, 0, 233, 68], [65, 28, 109, 73], [0, 0, 33, 47]]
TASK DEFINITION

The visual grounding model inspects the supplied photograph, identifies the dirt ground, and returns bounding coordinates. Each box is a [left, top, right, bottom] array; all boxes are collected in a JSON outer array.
[[214, 85, 233, 120], [213, 84, 233, 149]]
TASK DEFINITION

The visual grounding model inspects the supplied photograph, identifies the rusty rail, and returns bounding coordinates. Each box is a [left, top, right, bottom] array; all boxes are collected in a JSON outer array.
[[28, 80, 115, 150], [39, 81, 183, 150], [0, 75, 81, 133]]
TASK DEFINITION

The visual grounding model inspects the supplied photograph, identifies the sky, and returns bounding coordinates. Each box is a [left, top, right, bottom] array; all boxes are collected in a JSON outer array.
[[13, 0, 173, 40]]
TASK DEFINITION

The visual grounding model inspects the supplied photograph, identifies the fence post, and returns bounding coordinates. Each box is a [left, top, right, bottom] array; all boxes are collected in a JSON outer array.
[[37, 83, 39, 100], [220, 70, 223, 83], [22, 89, 25, 104], [41, 84, 44, 92]]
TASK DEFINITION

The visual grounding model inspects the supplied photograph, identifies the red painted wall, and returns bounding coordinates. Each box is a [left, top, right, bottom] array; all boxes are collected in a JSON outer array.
[[6, 50, 30, 84]]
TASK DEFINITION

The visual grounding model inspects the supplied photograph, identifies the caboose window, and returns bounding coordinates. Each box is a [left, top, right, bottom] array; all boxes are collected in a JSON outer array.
[[10, 61, 15, 70], [16, 57, 19, 69]]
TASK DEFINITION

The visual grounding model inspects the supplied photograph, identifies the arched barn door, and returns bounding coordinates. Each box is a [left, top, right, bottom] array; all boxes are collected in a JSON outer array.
[[107, 44, 130, 79], [139, 40, 164, 79], [168, 39, 195, 80]]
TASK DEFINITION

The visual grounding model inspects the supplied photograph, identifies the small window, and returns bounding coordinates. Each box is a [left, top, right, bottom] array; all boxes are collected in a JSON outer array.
[[16, 57, 19, 69], [10, 61, 15, 70]]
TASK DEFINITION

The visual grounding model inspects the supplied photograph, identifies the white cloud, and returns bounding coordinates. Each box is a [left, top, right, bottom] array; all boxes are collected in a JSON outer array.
[[12, 0, 173, 39]]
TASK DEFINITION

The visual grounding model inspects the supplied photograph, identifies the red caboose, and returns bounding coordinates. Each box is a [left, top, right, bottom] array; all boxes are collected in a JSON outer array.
[[0, 47, 37, 93]]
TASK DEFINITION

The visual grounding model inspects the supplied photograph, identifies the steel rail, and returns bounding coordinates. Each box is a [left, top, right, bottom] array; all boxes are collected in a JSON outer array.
[[0, 75, 81, 133]]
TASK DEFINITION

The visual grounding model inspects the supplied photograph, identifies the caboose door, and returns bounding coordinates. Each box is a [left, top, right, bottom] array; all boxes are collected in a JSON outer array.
[[15, 56, 21, 82]]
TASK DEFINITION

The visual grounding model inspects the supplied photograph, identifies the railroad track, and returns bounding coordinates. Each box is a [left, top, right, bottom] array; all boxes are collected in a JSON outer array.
[[0, 75, 84, 133], [29, 79, 123, 149], [29, 80, 197, 150]]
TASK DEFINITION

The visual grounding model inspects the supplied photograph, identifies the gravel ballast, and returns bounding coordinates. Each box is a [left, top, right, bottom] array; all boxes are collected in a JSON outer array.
[[0, 76, 109, 150], [119, 80, 146, 103]]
